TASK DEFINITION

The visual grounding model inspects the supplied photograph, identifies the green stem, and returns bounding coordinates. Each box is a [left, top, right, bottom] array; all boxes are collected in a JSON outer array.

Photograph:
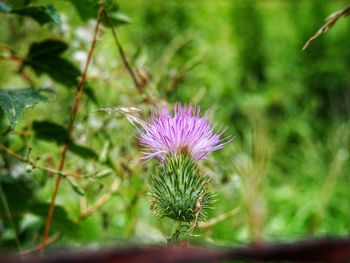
[[169, 221, 184, 243]]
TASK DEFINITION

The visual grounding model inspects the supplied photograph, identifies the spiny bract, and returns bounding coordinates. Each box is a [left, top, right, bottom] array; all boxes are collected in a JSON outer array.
[[149, 153, 214, 223]]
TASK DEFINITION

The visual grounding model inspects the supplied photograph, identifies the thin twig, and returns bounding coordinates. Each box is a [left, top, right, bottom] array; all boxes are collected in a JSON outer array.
[[77, 177, 120, 222], [198, 207, 240, 229], [0, 54, 24, 62], [104, 12, 143, 93], [19, 233, 60, 256], [39, 7, 106, 256], [302, 4, 350, 50], [0, 144, 81, 178]]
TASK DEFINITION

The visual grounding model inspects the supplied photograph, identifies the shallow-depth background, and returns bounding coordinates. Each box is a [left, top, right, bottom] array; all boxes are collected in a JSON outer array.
[[1, 0, 350, 252]]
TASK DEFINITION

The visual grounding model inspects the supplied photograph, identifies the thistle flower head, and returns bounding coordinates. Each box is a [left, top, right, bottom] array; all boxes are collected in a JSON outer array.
[[138, 103, 228, 162]]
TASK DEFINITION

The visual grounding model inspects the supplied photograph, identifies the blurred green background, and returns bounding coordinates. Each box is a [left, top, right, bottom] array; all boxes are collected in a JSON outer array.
[[0, 0, 350, 252]]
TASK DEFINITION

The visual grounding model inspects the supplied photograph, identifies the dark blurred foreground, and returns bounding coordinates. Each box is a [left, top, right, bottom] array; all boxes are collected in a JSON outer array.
[[1, 237, 350, 263]]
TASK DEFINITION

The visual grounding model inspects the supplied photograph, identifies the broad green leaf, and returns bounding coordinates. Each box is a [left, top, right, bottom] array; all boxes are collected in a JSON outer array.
[[32, 120, 67, 143], [0, 88, 52, 127], [1, 160, 79, 237], [32, 120, 98, 159], [23, 40, 98, 104], [24, 40, 81, 87], [69, 143, 98, 159], [0, 1, 61, 27], [0, 178, 36, 229]]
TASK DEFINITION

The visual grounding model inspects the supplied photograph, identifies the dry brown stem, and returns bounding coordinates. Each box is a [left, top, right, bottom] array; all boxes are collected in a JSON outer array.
[[198, 207, 240, 229], [303, 4, 350, 50], [104, 12, 144, 93], [19, 233, 59, 256]]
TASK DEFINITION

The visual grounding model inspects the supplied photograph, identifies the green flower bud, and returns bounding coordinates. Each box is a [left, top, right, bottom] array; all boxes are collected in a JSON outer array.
[[149, 153, 214, 223]]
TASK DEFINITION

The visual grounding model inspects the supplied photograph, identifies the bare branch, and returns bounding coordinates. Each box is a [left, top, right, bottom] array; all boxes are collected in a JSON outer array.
[[198, 207, 240, 229], [104, 12, 144, 93], [19, 233, 60, 256], [303, 4, 350, 50], [0, 144, 81, 178], [77, 177, 121, 222]]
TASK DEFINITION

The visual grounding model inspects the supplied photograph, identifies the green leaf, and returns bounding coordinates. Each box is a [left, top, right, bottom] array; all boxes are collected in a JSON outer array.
[[0, 178, 36, 229], [32, 120, 67, 143], [0, 88, 52, 127], [67, 0, 131, 27], [0, 179, 77, 237], [93, 169, 113, 179], [84, 86, 99, 106], [106, 11, 131, 26], [67, 0, 98, 21], [70, 144, 98, 159], [23, 40, 98, 103], [0, 2, 61, 27], [32, 120, 98, 159], [24, 40, 81, 87], [66, 177, 85, 196]]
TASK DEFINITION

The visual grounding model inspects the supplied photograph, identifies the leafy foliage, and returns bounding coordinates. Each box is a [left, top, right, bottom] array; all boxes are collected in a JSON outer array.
[[67, 0, 131, 27], [0, 177, 35, 228], [32, 121, 98, 159], [0, 0, 350, 253], [0, 1, 61, 27], [29, 203, 78, 235], [0, 177, 77, 236], [0, 88, 51, 127], [149, 153, 214, 223], [32, 120, 67, 143], [23, 40, 81, 87]]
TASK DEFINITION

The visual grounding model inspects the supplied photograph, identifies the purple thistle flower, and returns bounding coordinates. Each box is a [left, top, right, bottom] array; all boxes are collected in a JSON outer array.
[[137, 103, 229, 161]]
